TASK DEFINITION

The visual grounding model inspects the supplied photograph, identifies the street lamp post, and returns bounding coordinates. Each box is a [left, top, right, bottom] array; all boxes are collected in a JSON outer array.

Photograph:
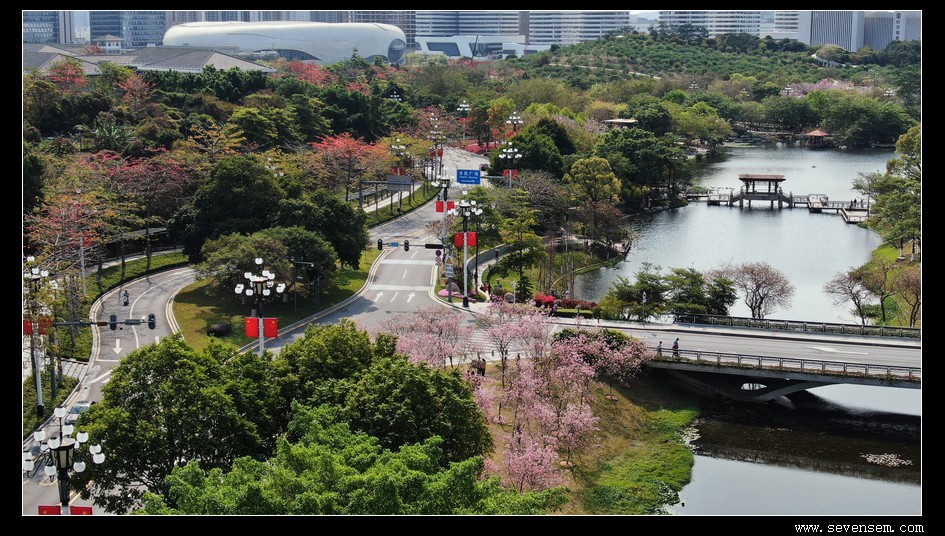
[[429, 113, 443, 177], [24, 256, 52, 417], [472, 206, 484, 293], [25, 406, 105, 514], [457, 100, 470, 141], [450, 192, 477, 308], [235, 257, 286, 357], [498, 142, 521, 187], [506, 111, 522, 137], [430, 176, 453, 302]]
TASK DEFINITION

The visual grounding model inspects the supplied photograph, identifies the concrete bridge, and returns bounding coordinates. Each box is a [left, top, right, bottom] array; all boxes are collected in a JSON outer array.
[[645, 348, 920, 403]]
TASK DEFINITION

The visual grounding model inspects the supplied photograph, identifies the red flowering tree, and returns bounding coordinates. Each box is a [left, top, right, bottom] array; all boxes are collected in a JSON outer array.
[[310, 133, 388, 202], [284, 61, 335, 87], [117, 72, 155, 117], [108, 151, 193, 271], [46, 57, 87, 94]]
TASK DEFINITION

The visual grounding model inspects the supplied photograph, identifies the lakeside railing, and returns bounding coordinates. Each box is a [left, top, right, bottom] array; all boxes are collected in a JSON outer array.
[[673, 313, 921, 340]]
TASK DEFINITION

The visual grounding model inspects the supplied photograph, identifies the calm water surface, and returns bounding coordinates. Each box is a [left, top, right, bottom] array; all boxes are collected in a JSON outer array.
[[575, 144, 921, 516], [574, 144, 892, 323]]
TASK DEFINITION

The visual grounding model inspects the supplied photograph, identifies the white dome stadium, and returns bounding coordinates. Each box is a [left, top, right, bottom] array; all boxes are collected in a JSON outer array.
[[163, 21, 406, 65]]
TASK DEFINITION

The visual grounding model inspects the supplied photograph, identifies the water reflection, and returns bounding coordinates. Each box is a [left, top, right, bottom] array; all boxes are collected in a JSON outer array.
[[667, 456, 921, 516], [574, 146, 894, 323]]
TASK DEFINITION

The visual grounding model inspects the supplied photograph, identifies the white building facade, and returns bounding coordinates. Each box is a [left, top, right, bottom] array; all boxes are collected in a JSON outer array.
[[162, 21, 407, 64]]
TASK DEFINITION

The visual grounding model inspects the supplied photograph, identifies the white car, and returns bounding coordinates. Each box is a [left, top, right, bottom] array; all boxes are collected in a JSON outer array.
[[65, 400, 92, 425]]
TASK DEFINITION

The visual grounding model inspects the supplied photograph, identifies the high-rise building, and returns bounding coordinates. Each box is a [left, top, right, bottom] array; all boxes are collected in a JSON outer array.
[[658, 11, 762, 38], [23, 11, 75, 44], [89, 10, 167, 49], [348, 11, 417, 50], [863, 10, 921, 50], [525, 11, 633, 45], [797, 11, 865, 51], [415, 10, 520, 38]]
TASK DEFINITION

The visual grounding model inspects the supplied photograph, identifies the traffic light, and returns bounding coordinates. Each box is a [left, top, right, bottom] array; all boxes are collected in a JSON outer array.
[[377, 239, 383, 250], [404, 240, 409, 251], [147, 313, 156, 330], [109, 314, 117, 330]]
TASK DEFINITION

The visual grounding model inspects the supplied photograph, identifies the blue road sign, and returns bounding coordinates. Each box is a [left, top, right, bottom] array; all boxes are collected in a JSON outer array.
[[456, 169, 481, 185], [388, 241, 399, 248]]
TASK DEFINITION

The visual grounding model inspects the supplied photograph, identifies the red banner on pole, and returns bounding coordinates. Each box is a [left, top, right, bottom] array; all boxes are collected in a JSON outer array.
[[245, 317, 259, 338], [23, 320, 33, 335], [69, 505, 93, 515], [455, 233, 477, 247], [38, 505, 62, 515], [263, 318, 278, 338], [435, 201, 456, 213]]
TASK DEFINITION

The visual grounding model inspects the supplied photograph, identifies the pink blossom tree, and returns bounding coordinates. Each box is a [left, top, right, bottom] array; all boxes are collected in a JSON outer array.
[[382, 306, 476, 368], [476, 301, 553, 388]]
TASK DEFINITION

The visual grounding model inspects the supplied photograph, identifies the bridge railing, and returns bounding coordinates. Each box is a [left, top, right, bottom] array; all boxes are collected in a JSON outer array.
[[673, 313, 921, 340], [653, 348, 921, 382]]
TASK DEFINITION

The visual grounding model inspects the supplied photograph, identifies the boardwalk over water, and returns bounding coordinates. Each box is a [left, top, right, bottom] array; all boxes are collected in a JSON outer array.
[[692, 174, 872, 224]]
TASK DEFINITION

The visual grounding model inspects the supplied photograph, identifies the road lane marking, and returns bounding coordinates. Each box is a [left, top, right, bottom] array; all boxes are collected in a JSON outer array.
[[810, 346, 870, 356]]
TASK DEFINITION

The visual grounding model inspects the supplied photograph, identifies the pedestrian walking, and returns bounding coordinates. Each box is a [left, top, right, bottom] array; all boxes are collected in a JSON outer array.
[[656, 341, 662, 356], [672, 338, 679, 357], [122, 290, 130, 306]]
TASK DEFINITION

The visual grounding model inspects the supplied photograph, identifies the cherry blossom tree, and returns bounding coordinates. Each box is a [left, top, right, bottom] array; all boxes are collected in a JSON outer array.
[[476, 301, 535, 388], [382, 306, 476, 368]]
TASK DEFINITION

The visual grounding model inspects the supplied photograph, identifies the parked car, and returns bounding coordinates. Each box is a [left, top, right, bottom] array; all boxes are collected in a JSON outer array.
[[65, 400, 93, 425]]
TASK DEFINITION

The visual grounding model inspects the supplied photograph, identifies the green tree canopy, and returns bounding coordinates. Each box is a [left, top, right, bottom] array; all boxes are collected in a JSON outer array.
[[70, 335, 272, 514], [138, 404, 565, 515]]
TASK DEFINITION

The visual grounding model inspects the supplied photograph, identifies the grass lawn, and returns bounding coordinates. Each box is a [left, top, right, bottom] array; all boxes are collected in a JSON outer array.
[[172, 248, 380, 353]]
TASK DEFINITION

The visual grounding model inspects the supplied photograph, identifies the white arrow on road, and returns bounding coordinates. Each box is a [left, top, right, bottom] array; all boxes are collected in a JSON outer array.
[[374, 291, 384, 302], [407, 292, 415, 303], [112, 339, 123, 355], [810, 346, 870, 356]]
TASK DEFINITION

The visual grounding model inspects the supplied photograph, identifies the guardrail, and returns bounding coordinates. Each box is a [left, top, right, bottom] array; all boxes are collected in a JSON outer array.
[[673, 313, 920, 340], [652, 348, 921, 383]]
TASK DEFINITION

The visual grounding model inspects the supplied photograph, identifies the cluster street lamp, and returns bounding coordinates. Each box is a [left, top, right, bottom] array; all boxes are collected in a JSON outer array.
[[24, 406, 104, 514], [429, 113, 444, 178], [688, 82, 700, 91], [471, 205, 485, 294], [24, 256, 54, 417], [449, 191, 478, 308], [235, 257, 286, 357], [457, 100, 471, 140], [506, 111, 523, 137], [498, 142, 522, 187], [430, 175, 454, 302], [391, 138, 407, 174]]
